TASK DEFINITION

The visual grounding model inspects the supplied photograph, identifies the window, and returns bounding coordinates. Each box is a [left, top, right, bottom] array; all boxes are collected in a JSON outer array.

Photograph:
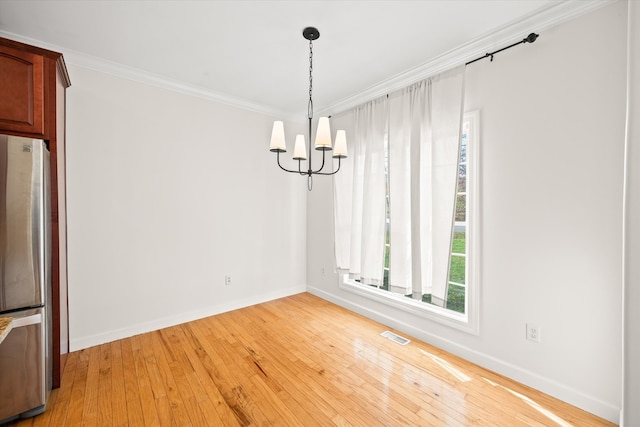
[[342, 111, 479, 333], [446, 118, 470, 314]]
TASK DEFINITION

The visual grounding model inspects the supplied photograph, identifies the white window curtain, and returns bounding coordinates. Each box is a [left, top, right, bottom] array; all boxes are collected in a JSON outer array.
[[334, 96, 388, 286], [334, 66, 465, 305], [388, 66, 466, 305]]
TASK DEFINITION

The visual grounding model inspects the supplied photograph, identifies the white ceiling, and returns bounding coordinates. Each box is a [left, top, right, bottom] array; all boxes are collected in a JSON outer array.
[[0, 1, 606, 119]]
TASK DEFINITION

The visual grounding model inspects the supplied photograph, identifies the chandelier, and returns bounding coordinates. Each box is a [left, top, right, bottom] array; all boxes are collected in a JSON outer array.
[[269, 27, 347, 191]]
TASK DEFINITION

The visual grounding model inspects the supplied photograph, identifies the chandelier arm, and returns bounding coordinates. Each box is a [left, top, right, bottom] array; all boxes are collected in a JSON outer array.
[[276, 151, 309, 175], [310, 146, 327, 174], [297, 158, 307, 175], [312, 157, 342, 176]]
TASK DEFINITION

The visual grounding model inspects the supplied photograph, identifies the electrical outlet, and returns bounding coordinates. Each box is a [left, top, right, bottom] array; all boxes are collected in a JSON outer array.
[[526, 323, 541, 343], [225, 275, 232, 286]]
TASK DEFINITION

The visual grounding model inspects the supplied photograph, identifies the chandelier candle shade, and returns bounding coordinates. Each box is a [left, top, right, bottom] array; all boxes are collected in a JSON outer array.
[[269, 26, 347, 191]]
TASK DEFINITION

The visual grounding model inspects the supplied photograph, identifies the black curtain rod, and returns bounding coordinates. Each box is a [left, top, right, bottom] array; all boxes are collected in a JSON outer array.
[[465, 33, 539, 66], [353, 32, 540, 106]]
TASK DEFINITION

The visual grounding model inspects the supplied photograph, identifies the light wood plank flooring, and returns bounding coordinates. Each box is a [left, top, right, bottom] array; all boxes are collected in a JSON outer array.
[[6, 292, 615, 426]]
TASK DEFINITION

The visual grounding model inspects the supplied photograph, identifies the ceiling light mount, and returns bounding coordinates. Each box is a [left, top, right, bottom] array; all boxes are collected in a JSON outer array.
[[269, 26, 347, 191], [302, 27, 320, 41]]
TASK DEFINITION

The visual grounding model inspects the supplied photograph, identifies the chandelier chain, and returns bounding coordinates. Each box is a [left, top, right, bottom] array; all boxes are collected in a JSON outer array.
[[308, 39, 313, 120]]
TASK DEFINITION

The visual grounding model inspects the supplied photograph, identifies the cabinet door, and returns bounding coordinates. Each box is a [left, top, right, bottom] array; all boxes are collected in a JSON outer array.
[[0, 45, 45, 136]]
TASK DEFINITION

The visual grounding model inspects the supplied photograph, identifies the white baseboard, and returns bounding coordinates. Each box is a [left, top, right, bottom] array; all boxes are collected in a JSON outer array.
[[307, 285, 620, 425], [69, 285, 306, 351]]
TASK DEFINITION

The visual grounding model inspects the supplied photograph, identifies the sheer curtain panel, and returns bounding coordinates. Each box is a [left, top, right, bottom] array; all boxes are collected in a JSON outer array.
[[335, 66, 464, 304], [388, 66, 466, 304], [334, 97, 388, 286], [333, 110, 355, 274]]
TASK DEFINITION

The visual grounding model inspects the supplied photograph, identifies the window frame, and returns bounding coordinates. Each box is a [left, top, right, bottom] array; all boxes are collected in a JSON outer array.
[[339, 110, 481, 335]]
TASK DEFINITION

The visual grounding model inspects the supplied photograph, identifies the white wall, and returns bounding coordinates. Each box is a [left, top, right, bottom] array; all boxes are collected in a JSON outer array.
[[307, 2, 626, 423], [623, 1, 640, 425], [65, 65, 308, 350]]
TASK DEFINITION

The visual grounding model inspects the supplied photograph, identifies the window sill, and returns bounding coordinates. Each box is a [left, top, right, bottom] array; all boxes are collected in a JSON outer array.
[[339, 275, 478, 335]]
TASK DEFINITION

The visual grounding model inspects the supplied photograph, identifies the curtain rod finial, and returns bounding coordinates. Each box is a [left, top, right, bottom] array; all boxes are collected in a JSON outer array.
[[525, 33, 539, 43]]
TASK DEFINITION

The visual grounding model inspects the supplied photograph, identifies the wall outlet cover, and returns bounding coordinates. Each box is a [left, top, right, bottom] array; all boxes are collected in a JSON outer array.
[[526, 323, 541, 343]]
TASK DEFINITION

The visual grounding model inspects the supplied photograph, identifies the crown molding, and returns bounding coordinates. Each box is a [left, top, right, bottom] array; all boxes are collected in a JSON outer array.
[[1, 0, 616, 122], [319, 0, 618, 117], [0, 30, 295, 121]]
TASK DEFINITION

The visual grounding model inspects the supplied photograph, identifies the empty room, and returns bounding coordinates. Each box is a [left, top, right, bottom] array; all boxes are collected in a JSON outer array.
[[0, 0, 638, 426]]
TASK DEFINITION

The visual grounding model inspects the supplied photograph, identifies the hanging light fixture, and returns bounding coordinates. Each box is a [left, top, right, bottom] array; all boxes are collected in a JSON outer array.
[[269, 27, 347, 191]]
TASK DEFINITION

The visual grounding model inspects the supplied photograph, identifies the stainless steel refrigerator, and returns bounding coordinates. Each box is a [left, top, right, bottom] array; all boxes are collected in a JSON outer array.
[[0, 135, 52, 423]]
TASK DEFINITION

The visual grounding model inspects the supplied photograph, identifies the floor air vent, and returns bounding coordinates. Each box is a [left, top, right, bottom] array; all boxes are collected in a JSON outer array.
[[381, 330, 410, 345]]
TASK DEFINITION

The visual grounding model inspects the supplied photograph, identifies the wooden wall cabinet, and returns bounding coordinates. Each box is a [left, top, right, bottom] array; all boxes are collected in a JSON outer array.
[[0, 44, 45, 136], [0, 36, 70, 388]]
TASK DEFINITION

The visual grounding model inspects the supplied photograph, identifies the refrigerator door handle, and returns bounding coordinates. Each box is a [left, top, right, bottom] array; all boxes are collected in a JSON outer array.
[[11, 313, 43, 328]]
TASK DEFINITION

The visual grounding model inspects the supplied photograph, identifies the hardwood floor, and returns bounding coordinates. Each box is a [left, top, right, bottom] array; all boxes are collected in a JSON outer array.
[[6, 293, 614, 426]]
